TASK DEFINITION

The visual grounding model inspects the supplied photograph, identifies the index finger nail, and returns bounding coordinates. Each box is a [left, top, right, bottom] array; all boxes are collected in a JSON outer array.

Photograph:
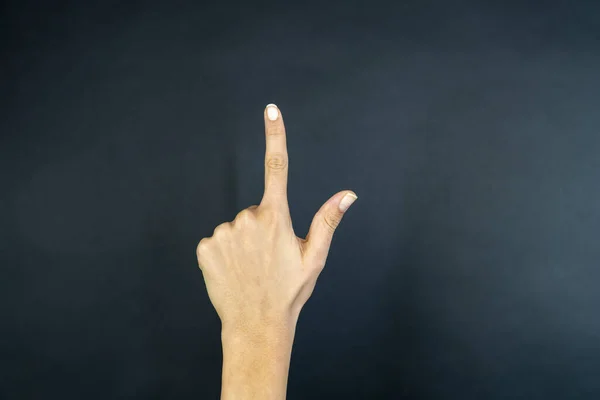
[[266, 104, 279, 121]]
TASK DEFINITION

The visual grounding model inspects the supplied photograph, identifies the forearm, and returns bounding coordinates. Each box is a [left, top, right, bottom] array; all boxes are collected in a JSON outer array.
[[220, 318, 298, 400]]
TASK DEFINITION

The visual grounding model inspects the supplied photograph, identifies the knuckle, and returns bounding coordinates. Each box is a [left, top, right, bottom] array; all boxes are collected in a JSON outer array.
[[212, 223, 230, 238], [323, 212, 341, 232], [266, 153, 288, 171], [196, 238, 210, 256], [235, 208, 255, 224], [267, 125, 285, 136], [258, 206, 281, 222]]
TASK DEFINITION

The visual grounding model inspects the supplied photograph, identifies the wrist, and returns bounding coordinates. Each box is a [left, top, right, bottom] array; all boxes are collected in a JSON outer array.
[[221, 313, 299, 348]]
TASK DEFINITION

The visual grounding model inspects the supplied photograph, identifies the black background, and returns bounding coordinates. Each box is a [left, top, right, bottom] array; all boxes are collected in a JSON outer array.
[[2, 0, 600, 398]]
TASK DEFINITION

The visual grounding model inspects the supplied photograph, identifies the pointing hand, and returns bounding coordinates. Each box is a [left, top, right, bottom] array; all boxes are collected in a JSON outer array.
[[196, 104, 358, 334]]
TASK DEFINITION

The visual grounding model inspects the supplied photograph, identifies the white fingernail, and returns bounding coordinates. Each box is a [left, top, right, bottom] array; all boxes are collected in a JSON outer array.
[[339, 193, 358, 213], [266, 104, 279, 121]]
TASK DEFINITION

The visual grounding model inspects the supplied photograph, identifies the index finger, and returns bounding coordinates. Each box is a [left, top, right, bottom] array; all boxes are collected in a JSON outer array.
[[260, 103, 289, 210]]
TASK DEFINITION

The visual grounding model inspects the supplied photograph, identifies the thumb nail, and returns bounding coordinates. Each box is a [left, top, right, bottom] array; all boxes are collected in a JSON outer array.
[[339, 193, 358, 213]]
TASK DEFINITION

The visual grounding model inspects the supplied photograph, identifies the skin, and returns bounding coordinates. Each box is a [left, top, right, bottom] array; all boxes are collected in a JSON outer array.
[[196, 104, 358, 400]]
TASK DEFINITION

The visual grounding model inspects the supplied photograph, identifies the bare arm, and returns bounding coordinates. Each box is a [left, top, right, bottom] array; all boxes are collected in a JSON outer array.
[[220, 318, 297, 400], [196, 104, 358, 400]]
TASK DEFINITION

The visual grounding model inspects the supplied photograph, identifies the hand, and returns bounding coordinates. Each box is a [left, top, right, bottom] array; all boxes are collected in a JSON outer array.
[[196, 104, 358, 334]]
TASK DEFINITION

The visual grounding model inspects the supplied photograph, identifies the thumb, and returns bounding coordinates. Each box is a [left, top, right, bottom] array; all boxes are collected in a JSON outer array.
[[302, 190, 358, 269]]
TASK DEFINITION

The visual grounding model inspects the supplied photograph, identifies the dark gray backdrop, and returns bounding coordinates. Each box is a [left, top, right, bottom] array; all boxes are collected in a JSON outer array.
[[2, 0, 600, 398]]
